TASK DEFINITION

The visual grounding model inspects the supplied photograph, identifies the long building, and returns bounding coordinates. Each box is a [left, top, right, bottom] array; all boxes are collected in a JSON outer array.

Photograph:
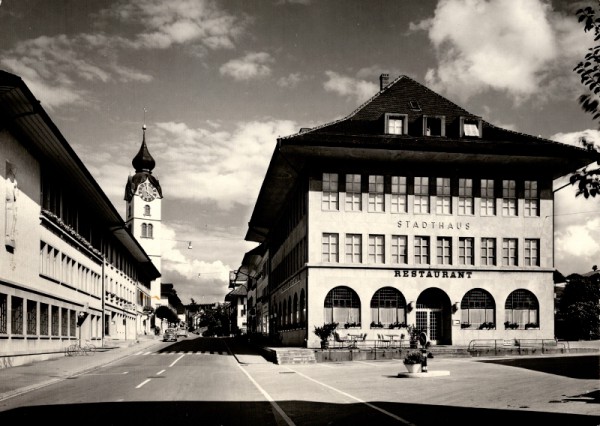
[[0, 70, 160, 366], [242, 74, 599, 348]]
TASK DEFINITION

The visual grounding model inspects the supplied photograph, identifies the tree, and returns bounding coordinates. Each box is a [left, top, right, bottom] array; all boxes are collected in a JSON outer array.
[[558, 273, 600, 340], [572, 3, 600, 197], [155, 305, 179, 326]]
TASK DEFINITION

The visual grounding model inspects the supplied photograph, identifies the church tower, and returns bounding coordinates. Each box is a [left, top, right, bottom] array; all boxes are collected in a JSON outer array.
[[124, 125, 163, 309]]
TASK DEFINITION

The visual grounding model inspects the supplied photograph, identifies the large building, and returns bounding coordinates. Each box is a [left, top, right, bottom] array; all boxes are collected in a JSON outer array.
[[242, 74, 599, 348], [0, 70, 160, 366]]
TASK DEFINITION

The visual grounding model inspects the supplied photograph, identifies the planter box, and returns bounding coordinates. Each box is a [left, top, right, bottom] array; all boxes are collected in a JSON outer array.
[[404, 363, 422, 373]]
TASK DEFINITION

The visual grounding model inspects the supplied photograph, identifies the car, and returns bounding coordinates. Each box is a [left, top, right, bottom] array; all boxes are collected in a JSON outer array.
[[176, 328, 188, 338], [163, 328, 178, 342]]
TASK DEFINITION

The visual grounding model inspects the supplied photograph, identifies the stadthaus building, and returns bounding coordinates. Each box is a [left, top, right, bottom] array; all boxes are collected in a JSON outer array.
[[242, 74, 599, 349]]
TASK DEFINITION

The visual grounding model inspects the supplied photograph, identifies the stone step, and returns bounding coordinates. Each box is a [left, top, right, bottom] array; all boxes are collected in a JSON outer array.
[[273, 348, 318, 365]]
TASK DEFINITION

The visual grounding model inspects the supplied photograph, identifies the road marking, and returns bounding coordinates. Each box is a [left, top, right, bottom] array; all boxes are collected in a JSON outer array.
[[236, 363, 296, 426], [286, 367, 415, 425], [156, 369, 165, 375], [169, 354, 185, 367], [136, 379, 151, 389]]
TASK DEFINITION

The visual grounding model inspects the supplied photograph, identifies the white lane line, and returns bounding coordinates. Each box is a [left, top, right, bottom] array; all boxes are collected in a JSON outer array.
[[169, 354, 185, 367], [136, 379, 151, 389], [286, 367, 415, 425], [156, 369, 166, 375], [236, 363, 296, 426]]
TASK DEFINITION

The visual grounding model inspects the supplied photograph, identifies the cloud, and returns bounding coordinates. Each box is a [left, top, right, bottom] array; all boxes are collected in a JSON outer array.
[[220, 52, 274, 81], [412, 0, 590, 103], [103, 0, 245, 51], [277, 72, 303, 88], [79, 119, 298, 214], [323, 71, 379, 104], [555, 217, 600, 275], [550, 129, 600, 150]]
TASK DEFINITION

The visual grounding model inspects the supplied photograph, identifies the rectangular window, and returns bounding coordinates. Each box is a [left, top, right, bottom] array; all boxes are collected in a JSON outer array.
[[345, 234, 362, 264], [26, 300, 37, 335], [435, 177, 452, 214], [524, 180, 539, 217], [345, 174, 362, 211], [368, 175, 384, 212], [414, 177, 430, 214], [0, 293, 7, 334], [502, 238, 518, 266], [436, 237, 452, 265], [391, 235, 408, 264], [61, 307, 68, 336], [70, 309, 76, 337], [385, 113, 408, 135], [423, 115, 445, 136], [40, 303, 49, 336], [51, 305, 59, 336], [458, 237, 474, 265], [414, 236, 430, 265], [524, 239, 540, 266], [11, 296, 23, 335], [322, 173, 339, 211], [458, 178, 474, 215], [481, 238, 496, 266], [391, 176, 407, 213], [480, 179, 495, 216], [502, 180, 517, 216], [368, 235, 385, 264], [322, 233, 339, 263], [461, 117, 482, 137]]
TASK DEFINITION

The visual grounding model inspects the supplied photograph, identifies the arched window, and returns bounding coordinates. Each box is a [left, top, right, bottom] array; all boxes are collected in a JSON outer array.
[[144, 205, 151, 216], [293, 293, 298, 324], [505, 289, 539, 328], [141, 223, 147, 238], [147, 224, 153, 238], [370, 287, 406, 326], [278, 302, 282, 327], [324, 286, 360, 325], [300, 289, 306, 323], [288, 297, 292, 326], [461, 288, 495, 328]]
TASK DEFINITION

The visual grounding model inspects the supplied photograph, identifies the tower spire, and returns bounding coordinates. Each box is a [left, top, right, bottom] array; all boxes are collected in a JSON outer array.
[[132, 123, 156, 173]]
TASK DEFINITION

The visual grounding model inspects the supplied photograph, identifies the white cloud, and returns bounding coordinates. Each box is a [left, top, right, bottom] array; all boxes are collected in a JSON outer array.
[[277, 72, 303, 88], [220, 52, 274, 81], [323, 71, 379, 104], [413, 0, 590, 103], [105, 0, 245, 51], [550, 129, 600, 150]]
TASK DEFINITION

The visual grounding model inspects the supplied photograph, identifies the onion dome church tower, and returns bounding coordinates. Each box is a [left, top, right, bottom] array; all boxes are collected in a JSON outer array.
[[124, 124, 163, 309]]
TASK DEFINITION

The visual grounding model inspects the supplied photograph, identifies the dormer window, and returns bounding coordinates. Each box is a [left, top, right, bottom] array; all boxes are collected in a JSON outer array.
[[423, 115, 445, 137], [460, 117, 482, 138], [385, 113, 408, 135]]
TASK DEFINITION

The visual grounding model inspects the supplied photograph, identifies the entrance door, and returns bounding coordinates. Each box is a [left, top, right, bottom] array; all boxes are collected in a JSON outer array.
[[416, 308, 443, 343]]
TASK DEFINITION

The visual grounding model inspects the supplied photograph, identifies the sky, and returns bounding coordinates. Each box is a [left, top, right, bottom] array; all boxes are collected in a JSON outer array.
[[1, 0, 599, 304]]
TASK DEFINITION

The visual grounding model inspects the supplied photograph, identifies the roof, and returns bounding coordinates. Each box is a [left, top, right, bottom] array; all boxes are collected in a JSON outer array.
[[225, 285, 248, 302], [245, 75, 600, 242], [0, 70, 160, 279]]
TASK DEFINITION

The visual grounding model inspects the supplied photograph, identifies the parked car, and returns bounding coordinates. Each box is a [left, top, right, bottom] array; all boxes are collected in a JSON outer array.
[[163, 328, 178, 342], [176, 328, 188, 337]]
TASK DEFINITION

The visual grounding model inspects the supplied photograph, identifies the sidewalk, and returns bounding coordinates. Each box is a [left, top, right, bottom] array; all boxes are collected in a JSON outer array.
[[0, 336, 161, 402]]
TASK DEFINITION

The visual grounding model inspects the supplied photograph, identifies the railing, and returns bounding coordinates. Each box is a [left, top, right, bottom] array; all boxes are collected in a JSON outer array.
[[467, 338, 569, 354]]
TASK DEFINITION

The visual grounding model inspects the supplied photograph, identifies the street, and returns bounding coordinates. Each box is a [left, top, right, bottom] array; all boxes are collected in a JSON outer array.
[[0, 337, 598, 425]]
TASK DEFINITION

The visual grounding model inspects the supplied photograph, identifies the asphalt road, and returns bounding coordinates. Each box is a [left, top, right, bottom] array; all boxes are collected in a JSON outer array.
[[0, 337, 597, 425]]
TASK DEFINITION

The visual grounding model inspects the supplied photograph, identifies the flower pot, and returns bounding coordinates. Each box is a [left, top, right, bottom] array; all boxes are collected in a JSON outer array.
[[404, 363, 422, 373], [320, 340, 329, 349]]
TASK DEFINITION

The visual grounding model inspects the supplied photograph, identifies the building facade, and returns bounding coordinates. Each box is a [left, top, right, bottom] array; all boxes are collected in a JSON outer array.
[[243, 74, 599, 348], [0, 70, 160, 366]]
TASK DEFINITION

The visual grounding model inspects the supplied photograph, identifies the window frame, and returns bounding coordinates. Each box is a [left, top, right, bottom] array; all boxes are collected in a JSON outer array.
[[384, 113, 408, 135], [423, 115, 446, 137]]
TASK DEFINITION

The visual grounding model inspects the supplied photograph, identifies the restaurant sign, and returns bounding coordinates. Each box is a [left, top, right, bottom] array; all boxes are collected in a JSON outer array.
[[394, 269, 473, 279]]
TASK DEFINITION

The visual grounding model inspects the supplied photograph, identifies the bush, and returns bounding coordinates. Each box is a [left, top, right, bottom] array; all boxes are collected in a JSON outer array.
[[313, 322, 338, 341], [403, 350, 426, 365]]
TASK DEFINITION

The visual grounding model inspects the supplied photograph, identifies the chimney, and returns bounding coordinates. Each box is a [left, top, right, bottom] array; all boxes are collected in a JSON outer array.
[[379, 73, 389, 91]]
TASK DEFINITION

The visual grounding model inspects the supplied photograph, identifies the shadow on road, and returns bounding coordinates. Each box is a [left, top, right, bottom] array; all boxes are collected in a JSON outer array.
[[0, 400, 598, 425]]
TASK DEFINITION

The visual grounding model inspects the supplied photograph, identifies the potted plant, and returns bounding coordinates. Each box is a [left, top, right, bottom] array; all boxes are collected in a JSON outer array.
[[313, 322, 338, 349], [403, 350, 425, 373]]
